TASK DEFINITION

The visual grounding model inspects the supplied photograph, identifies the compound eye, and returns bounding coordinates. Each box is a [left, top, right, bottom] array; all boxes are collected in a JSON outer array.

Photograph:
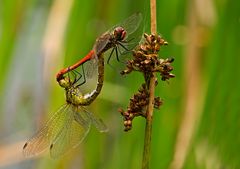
[[114, 27, 126, 40]]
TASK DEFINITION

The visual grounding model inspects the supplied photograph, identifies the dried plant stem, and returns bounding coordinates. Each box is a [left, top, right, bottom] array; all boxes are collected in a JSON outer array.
[[150, 0, 157, 34], [142, 77, 155, 169], [142, 0, 157, 168]]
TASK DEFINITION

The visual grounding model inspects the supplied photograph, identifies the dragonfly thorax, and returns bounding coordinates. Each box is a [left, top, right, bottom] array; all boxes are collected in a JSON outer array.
[[113, 26, 126, 41], [66, 87, 85, 105], [99, 26, 127, 53]]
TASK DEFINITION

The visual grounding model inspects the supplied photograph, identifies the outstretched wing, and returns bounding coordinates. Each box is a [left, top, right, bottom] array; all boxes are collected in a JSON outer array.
[[81, 107, 108, 132], [84, 55, 98, 79], [49, 105, 91, 158], [93, 13, 142, 55], [93, 32, 111, 55], [23, 104, 70, 157], [116, 12, 142, 36]]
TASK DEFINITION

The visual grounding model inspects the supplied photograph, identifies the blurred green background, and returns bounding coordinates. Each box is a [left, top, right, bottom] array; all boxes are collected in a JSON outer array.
[[0, 0, 240, 169]]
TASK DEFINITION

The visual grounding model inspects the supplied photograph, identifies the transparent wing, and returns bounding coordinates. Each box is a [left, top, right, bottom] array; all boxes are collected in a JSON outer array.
[[93, 13, 142, 55], [117, 12, 143, 52], [106, 13, 142, 61], [113, 12, 142, 37], [93, 33, 111, 55], [23, 104, 70, 157], [76, 57, 99, 94], [81, 107, 108, 132], [84, 55, 98, 79], [49, 105, 91, 158]]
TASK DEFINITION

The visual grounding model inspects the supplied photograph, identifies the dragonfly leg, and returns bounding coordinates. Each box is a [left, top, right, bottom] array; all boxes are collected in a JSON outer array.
[[67, 68, 72, 84], [119, 38, 137, 52], [115, 46, 120, 62], [67, 67, 79, 85], [116, 45, 128, 64], [76, 64, 86, 87], [72, 69, 82, 85], [121, 37, 135, 43], [118, 42, 130, 52], [80, 64, 86, 85], [107, 48, 115, 65], [117, 45, 124, 56], [71, 70, 77, 84]]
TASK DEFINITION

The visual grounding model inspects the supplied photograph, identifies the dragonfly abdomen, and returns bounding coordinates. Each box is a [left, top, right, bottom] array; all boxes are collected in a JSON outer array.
[[65, 54, 104, 106], [82, 54, 104, 104]]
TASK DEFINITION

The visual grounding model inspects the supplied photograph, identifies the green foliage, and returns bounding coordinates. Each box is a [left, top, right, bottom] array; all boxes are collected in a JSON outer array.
[[0, 0, 239, 169]]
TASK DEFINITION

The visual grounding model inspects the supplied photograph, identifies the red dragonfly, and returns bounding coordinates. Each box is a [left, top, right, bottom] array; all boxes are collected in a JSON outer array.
[[23, 13, 142, 158], [56, 12, 142, 82]]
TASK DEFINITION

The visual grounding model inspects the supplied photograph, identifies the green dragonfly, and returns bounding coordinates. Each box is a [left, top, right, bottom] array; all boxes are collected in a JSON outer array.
[[23, 54, 107, 158]]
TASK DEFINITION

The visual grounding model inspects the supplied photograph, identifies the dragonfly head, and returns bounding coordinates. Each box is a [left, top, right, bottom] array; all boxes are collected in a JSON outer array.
[[58, 76, 71, 89], [114, 26, 126, 41]]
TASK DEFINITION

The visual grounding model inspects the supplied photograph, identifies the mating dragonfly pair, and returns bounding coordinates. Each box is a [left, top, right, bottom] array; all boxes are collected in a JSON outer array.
[[23, 13, 142, 158]]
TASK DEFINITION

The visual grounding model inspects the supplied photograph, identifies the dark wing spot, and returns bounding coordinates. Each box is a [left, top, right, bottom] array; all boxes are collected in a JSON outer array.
[[50, 144, 54, 150], [23, 142, 28, 149]]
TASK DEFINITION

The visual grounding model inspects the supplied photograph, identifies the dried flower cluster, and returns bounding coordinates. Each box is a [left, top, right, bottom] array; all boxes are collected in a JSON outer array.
[[119, 84, 163, 131], [119, 33, 175, 131], [121, 33, 174, 80]]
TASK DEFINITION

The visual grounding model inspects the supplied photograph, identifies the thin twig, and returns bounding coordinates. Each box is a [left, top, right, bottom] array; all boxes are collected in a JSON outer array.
[[142, 0, 157, 168], [150, 0, 157, 34]]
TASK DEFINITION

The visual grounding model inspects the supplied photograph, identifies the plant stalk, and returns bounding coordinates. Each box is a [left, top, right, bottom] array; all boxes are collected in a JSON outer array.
[[142, 0, 157, 168]]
